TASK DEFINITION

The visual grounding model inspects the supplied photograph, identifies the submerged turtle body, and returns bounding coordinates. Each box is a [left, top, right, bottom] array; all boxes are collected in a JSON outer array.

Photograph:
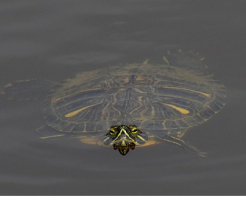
[[2, 51, 226, 156]]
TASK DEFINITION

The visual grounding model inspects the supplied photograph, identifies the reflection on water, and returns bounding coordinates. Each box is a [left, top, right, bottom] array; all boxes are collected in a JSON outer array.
[[0, 0, 246, 195]]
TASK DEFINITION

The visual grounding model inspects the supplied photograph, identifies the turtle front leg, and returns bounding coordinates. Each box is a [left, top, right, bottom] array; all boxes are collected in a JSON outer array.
[[155, 134, 206, 157]]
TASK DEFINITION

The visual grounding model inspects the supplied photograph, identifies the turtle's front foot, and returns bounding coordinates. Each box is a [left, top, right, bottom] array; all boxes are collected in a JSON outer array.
[[157, 135, 207, 157]]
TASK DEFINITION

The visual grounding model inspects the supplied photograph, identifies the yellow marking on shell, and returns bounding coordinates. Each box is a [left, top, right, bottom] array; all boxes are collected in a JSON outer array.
[[83, 123, 87, 132], [200, 57, 205, 61], [112, 93, 117, 102], [162, 86, 211, 98], [138, 96, 143, 102], [163, 103, 190, 114], [65, 102, 101, 118], [122, 77, 129, 83], [163, 56, 169, 65], [53, 97, 62, 103], [136, 76, 145, 81], [151, 105, 155, 117], [53, 88, 102, 103], [80, 137, 102, 145], [134, 88, 146, 94], [142, 59, 149, 65], [40, 134, 65, 139]]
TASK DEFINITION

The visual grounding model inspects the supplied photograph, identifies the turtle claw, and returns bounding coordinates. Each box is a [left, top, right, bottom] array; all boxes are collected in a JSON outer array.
[[198, 151, 207, 157], [142, 59, 149, 65], [163, 56, 169, 65]]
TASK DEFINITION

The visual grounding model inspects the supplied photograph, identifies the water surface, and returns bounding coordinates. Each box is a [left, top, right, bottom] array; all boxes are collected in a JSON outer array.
[[0, 0, 246, 195]]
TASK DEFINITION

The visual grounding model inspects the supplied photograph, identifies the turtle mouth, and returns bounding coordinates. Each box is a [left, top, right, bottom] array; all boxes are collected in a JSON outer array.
[[113, 140, 135, 156]]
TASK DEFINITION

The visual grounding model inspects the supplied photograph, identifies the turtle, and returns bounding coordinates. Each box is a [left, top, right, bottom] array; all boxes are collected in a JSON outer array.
[[1, 50, 226, 156]]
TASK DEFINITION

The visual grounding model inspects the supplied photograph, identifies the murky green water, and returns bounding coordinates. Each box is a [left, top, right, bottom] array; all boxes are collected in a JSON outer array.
[[0, 0, 246, 195]]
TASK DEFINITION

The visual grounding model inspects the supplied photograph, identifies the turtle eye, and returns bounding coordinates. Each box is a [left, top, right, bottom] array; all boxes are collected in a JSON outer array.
[[109, 127, 117, 136], [132, 129, 138, 135], [129, 125, 139, 136]]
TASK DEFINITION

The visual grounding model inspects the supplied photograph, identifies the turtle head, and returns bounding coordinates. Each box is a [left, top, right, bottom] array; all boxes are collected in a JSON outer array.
[[104, 125, 147, 156]]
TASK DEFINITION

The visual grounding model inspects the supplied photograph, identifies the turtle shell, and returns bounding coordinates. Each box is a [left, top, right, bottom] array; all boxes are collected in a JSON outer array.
[[44, 51, 226, 135]]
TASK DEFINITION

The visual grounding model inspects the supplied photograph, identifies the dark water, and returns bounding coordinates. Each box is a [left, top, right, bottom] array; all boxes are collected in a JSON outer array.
[[0, 0, 246, 195]]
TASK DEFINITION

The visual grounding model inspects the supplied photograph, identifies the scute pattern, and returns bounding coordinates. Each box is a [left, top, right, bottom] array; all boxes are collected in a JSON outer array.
[[44, 53, 226, 134]]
